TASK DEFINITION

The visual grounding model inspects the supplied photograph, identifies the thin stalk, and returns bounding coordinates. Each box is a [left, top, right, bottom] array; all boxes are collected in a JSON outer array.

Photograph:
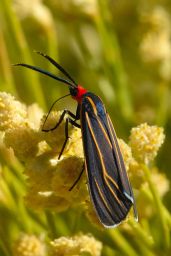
[[128, 219, 154, 248], [45, 211, 57, 239], [156, 82, 169, 126], [0, 227, 12, 256], [45, 211, 70, 238], [133, 239, 155, 256], [0, 166, 20, 213], [108, 229, 138, 256], [46, 30, 59, 73], [95, 0, 133, 121], [102, 245, 117, 256], [43, 30, 62, 103], [1, 0, 46, 109], [142, 164, 170, 250], [142, 186, 171, 228], [0, 28, 17, 94]]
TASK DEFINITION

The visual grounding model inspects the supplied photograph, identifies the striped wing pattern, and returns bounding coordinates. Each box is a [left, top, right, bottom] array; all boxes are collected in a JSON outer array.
[[80, 92, 137, 227]]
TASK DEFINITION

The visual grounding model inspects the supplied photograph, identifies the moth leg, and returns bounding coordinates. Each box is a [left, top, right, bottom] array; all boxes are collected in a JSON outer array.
[[42, 109, 79, 132], [42, 104, 81, 158], [58, 117, 80, 160], [42, 101, 81, 132], [69, 118, 81, 128], [69, 164, 85, 191], [74, 104, 80, 122]]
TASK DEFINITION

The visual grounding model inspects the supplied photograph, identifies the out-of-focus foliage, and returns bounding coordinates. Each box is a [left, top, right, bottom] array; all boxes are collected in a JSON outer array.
[[0, 0, 170, 255]]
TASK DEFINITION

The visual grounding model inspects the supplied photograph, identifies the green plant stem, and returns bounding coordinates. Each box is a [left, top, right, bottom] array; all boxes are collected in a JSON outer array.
[[129, 219, 154, 248], [45, 211, 70, 238], [0, 28, 17, 95], [3, 167, 34, 232], [1, 0, 46, 109], [108, 229, 138, 256], [133, 239, 155, 256], [46, 30, 59, 72], [142, 187, 171, 228], [142, 164, 170, 250], [156, 82, 169, 126], [103, 245, 117, 256], [0, 227, 12, 256], [45, 211, 58, 239], [1, 166, 21, 213], [95, 0, 133, 121]]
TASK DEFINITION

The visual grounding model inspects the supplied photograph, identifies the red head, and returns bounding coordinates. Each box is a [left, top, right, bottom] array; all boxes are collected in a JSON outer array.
[[70, 85, 87, 103]]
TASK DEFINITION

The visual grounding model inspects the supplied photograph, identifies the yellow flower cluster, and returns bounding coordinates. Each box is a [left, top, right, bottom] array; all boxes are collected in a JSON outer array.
[[118, 138, 133, 170], [126, 123, 168, 219], [129, 123, 165, 164], [0, 92, 27, 130], [12, 234, 46, 256], [123, 123, 168, 188], [0, 92, 87, 213], [24, 110, 86, 211], [0, 93, 42, 161], [50, 233, 102, 256], [25, 154, 87, 211]]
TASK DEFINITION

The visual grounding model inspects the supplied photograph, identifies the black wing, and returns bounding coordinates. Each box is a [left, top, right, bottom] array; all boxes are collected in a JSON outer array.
[[80, 93, 137, 227]]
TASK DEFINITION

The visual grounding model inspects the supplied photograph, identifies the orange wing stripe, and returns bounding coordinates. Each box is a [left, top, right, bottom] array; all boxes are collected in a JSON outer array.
[[86, 97, 98, 115], [85, 112, 123, 206], [106, 114, 124, 175], [94, 179, 113, 214]]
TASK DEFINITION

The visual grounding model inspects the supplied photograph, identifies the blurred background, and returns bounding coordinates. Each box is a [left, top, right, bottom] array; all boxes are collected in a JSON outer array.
[[0, 0, 171, 255]]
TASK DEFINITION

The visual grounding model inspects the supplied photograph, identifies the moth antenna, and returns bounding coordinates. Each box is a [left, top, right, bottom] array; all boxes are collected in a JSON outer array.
[[35, 51, 77, 86], [13, 63, 75, 88]]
